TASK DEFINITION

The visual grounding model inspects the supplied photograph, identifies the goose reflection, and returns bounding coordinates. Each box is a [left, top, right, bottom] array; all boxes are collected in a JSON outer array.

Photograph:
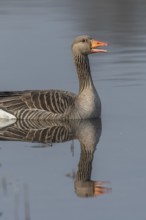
[[0, 119, 111, 197]]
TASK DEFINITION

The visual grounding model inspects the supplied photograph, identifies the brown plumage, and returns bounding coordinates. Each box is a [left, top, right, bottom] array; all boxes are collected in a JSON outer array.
[[0, 90, 75, 119]]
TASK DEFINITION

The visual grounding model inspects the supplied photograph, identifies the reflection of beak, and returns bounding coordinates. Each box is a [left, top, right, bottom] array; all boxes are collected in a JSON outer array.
[[93, 181, 112, 196], [91, 39, 108, 53]]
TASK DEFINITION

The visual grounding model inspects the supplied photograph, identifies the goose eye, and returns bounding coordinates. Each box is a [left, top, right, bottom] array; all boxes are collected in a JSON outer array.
[[82, 39, 86, 43]]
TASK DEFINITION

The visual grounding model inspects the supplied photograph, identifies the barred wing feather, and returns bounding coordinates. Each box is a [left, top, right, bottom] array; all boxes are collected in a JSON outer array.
[[0, 90, 75, 119]]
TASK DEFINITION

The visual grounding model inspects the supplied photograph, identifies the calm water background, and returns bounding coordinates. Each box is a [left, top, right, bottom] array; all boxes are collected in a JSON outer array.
[[0, 0, 146, 219]]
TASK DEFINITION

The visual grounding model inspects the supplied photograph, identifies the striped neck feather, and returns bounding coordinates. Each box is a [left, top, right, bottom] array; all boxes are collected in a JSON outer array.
[[74, 54, 94, 94]]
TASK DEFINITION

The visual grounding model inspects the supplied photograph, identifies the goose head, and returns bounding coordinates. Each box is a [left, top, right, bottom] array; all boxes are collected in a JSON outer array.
[[72, 35, 108, 55]]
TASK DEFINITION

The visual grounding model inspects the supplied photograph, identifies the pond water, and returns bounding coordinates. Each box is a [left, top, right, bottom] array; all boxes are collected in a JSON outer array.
[[0, 0, 146, 219]]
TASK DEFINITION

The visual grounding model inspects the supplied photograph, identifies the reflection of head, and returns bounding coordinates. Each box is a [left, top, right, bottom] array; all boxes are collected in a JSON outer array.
[[75, 181, 95, 197], [75, 181, 111, 198]]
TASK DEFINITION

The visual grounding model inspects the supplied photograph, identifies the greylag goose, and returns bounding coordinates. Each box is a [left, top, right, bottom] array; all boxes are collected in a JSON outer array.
[[0, 35, 107, 120]]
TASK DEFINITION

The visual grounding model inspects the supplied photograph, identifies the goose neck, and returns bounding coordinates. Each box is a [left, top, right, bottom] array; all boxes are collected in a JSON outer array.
[[73, 53, 95, 94]]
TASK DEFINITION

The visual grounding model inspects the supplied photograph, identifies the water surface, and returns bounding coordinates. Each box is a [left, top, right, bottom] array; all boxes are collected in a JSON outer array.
[[0, 0, 146, 220]]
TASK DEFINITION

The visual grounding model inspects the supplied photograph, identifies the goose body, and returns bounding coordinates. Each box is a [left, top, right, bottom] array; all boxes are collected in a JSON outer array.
[[0, 35, 107, 120]]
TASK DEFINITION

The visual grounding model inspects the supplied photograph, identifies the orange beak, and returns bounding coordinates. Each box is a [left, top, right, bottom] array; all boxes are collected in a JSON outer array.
[[91, 39, 108, 53]]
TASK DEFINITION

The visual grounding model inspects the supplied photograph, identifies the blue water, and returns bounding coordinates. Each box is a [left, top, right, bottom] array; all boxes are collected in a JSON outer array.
[[0, 0, 146, 219]]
